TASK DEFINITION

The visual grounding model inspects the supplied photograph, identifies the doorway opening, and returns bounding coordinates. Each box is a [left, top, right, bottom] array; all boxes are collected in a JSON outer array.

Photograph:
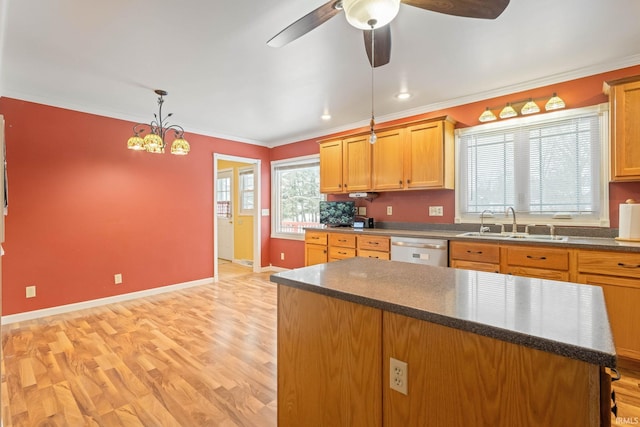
[[213, 154, 261, 281]]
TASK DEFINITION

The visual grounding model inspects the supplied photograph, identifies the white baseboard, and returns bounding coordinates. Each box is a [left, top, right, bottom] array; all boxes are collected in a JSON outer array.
[[1, 277, 214, 325], [266, 265, 289, 273]]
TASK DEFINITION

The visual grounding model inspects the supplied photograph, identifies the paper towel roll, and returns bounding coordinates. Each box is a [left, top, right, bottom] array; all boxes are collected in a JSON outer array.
[[619, 201, 640, 240]]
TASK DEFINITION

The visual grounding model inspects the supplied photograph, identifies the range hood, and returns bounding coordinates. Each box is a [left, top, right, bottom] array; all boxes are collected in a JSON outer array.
[[348, 192, 379, 199]]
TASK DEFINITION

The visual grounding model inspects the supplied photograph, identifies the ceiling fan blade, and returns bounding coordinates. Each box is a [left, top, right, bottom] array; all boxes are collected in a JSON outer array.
[[401, 0, 510, 20], [267, 1, 344, 48], [364, 25, 391, 68]]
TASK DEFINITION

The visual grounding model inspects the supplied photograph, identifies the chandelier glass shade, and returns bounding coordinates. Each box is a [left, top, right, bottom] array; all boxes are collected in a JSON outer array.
[[343, 0, 400, 29], [545, 93, 566, 111], [126, 90, 190, 155]]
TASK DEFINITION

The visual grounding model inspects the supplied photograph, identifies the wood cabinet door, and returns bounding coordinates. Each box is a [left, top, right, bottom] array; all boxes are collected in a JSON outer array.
[[611, 80, 640, 180], [404, 118, 455, 189], [319, 139, 344, 193], [404, 120, 444, 189], [578, 273, 640, 360], [372, 128, 405, 191], [342, 134, 371, 192], [305, 244, 327, 266]]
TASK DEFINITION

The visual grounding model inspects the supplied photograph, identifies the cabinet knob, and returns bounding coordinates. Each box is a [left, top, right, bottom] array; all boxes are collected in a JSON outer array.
[[407, 179, 411, 184], [399, 180, 403, 185]]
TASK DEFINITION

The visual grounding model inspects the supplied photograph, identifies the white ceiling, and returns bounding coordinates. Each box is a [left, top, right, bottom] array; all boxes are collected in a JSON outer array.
[[1, 0, 640, 147]]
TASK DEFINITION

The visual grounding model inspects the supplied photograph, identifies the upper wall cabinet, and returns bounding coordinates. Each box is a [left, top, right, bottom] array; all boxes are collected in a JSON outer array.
[[605, 75, 640, 181], [403, 118, 455, 190], [320, 116, 455, 194], [319, 134, 371, 193]]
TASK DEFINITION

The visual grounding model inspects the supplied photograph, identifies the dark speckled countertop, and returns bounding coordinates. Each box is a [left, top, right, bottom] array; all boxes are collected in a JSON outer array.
[[271, 257, 616, 368]]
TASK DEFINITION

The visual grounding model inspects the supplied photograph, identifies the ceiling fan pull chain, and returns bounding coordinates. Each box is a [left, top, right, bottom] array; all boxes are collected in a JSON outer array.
[[369, 24, 377, 144]]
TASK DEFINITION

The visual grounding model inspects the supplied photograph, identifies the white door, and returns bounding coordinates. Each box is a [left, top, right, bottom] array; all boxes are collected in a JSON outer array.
[[216, 169, 234, 261]]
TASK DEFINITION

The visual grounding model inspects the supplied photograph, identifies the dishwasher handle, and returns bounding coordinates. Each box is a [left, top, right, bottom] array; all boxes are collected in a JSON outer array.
[[391, 241, 447, 250]]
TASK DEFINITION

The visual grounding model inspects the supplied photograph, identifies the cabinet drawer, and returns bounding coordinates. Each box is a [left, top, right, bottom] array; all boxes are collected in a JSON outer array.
[[305, 231, 327, 245], [329, 233, 357, 248], [578, 250, 640, 279], [450, 242, 499, 264], [450, 259, 499, 273], [505, 246, 569, 271], [329, 246, 356, 260], [358, 249, 390, 260], [503, 266, 569, 281], [358, 236, 390, 252]]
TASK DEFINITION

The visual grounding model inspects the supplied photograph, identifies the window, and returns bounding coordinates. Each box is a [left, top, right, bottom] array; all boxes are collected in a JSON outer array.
[[239, 167, 255, 215], [216, 171, 232, 218], [271, 155, 325, 239], [456, 104, 609, 226]]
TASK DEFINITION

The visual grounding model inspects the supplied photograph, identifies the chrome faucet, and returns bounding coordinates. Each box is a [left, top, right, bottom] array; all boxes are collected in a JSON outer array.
[[546, 224, 556, 237], [480, 210, 492, 233], [506, 207, 517, 233]]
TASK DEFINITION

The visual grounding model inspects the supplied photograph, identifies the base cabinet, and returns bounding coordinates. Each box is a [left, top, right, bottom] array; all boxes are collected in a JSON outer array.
[[278, 286, 382, 427], [304, 231, 327, 266], [278, 285, 609, 427]]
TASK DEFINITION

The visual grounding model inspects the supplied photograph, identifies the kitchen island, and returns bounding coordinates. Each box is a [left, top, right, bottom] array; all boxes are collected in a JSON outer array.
[[271, 257, 616, 427]]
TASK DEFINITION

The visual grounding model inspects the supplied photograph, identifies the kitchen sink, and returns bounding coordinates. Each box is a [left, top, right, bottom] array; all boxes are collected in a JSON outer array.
[[457, 232, 568, 242]]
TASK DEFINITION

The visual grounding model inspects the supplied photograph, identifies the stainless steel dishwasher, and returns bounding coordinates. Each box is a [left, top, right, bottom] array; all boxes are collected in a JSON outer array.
[[390, 236, 448, 266]]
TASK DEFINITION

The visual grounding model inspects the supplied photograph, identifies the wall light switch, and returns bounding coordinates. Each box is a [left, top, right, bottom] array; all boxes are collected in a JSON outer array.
[[358, 206, 367, 216], [387, 206, 393, 215]]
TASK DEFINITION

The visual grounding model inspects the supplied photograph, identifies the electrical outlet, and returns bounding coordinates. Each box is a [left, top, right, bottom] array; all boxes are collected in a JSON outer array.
[[387, 206, 393, 215], [26, 285, 36, 298], [429, 206, 444, 216], [390, 357, 408, 395], [114, 274, 123, 285], [280, 252, 285, 260]]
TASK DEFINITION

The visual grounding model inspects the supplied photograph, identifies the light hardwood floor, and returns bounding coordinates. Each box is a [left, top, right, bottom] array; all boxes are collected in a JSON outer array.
[[2, 263, 639, 426]]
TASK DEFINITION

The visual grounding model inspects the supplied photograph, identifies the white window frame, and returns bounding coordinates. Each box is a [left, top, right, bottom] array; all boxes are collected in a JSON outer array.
[[238, 166, 255, 216], [271, 154, 325, 240], [455, 103, 610, 227]]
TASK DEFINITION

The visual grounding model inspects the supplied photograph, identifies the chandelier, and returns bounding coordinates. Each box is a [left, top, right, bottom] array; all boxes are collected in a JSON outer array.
[[126, 89, 190, 155]]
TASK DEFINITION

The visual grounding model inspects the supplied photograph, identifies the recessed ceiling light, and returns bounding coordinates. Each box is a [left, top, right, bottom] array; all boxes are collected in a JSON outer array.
[[396, 92, 411, 100], [321, 113, 331, 121]]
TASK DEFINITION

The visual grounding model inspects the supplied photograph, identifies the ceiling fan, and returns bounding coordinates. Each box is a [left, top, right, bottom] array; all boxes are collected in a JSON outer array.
[[267, 0, 510, 67]]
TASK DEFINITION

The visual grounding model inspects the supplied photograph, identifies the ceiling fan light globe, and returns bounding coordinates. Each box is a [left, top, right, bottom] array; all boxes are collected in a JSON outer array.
[[343, 0, 400, 30]]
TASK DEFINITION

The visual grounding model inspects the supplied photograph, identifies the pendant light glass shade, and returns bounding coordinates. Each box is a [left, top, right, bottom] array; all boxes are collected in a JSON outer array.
[[171, 138, 191, 155], [127, 135, 146, 151], [520, 99, 540, 115], [545, 93, 565, 111], [499, 103, 517, 119], [478, 107, 497, 122], [343, 0, 400, 29], [143, 133, 163, 150]]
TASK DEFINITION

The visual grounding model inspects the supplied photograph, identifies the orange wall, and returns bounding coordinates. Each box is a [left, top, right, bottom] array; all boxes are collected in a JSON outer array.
[[0, 97, 270, 315], [268, 65, 640, 269]]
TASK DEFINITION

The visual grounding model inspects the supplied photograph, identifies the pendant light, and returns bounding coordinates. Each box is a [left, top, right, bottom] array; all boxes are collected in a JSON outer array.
[[369, 23, 377, 144]]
